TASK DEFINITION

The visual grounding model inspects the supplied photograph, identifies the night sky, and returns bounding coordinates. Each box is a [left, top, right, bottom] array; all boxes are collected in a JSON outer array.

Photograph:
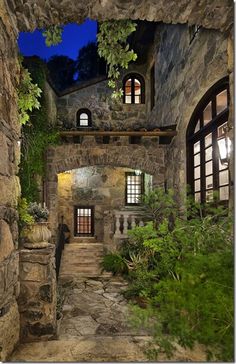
[[18, 20, 97, 61]]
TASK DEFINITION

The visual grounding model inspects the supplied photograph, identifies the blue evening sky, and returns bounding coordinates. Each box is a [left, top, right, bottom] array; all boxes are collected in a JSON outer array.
[[18, 20, 97, 61]]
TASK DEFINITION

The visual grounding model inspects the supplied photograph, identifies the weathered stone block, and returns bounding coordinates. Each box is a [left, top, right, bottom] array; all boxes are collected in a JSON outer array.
[[0, 302, 20, 361], [20, 262, 47, 282], [39, 284, 53, 303], [0, 132, 9, 175], [0, 220, 14, 263]]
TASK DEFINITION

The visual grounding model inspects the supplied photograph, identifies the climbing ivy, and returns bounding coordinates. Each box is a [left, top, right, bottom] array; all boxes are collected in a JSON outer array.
[[18, 58, 42, 125], [97, 20, 137, 99], [42, 25, 63, 47], [19, 57, 59, 202]]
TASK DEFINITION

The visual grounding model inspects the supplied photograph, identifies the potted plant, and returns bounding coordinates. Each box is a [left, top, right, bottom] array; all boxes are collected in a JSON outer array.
[[19, 199, 52, 248]]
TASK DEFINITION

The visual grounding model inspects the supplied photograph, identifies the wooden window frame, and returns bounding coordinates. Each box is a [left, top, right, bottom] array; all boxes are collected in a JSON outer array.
[[125, 172, 144, 206], [186, 77, 230, 204], [123, 73, 145, 104], [76, 108, 92, 128], [74, 206, 94, 237]]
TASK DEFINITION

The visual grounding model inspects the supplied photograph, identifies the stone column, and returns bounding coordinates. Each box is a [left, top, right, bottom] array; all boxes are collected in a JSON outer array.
[[18, 244, 57, 342], [0, 220, 20, 361]]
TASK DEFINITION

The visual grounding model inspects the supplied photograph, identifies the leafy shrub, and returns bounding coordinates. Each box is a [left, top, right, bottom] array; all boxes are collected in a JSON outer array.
[[101, 252, 128, 275], [123, 188, 233, 361], [18, 198, 35, 228], [28, 202, 49, 222]]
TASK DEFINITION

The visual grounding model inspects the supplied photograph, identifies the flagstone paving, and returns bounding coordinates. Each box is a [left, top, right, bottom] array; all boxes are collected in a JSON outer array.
[[10, 276, 207, 362]]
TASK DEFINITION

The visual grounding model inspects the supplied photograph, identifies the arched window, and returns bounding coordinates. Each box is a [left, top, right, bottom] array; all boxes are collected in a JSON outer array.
[[186, 77, 230, 204], [76, 109, 92, 127], [123, 73, 145, 104]]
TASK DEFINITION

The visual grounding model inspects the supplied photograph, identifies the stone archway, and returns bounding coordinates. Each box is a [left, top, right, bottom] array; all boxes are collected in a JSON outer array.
[[6, 0, 234, 32], [0, 0, 234, 360], [46, 143, 165, 234]]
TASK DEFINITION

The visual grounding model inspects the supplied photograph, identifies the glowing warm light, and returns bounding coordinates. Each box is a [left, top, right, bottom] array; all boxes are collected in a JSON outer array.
[[217, 136, 231, 164], [135, 169, 142, 176]]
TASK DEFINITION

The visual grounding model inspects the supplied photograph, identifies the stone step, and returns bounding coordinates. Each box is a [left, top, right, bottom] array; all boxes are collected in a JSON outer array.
[[59, 241, 105, 279], [10, 337, 148, 362]]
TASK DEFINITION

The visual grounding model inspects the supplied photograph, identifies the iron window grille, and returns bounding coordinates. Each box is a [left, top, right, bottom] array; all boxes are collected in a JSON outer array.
[[74, 206, 94, 236], [125, 172, 144, 205]]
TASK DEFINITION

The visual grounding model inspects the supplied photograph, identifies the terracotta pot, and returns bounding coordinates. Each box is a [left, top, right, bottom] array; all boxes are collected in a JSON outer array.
[[23, 222, 52, 244]]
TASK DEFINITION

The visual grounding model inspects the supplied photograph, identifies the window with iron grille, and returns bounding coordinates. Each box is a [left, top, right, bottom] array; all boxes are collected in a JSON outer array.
[[186, 77, 230, 204], [74, 206, 94, 236], [125, 172, 144, 205]]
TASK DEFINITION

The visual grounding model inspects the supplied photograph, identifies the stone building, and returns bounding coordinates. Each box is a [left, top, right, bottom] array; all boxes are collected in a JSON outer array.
[[0, 1, 233, 361]]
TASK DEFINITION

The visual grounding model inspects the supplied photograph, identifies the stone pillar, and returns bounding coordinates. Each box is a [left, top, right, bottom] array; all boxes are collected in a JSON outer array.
[[0, 220, 20, 361], [18, 244, 57, 342]]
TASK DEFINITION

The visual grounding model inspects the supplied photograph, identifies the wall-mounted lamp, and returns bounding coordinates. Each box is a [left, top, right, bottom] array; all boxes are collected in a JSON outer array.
[[217, 122, 232, 165], [135, 169, 142, 176]]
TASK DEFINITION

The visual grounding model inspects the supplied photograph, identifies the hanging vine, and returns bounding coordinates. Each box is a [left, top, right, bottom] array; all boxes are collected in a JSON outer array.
[[97, 20, 137, 99], [42, 20, 138, 99], [42, 25, 63, 47], [18, 58, 42, 125], [19, 58, 59, 202]]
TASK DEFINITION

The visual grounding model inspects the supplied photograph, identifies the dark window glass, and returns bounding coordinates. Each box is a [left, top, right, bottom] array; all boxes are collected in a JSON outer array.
[[187, 78, 230, 204]]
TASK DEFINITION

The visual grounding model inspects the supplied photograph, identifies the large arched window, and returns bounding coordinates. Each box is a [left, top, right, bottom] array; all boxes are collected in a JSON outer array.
[[123, 73, 145, 104], [186, 77, 230, 204], [76, 108, 92, 128]]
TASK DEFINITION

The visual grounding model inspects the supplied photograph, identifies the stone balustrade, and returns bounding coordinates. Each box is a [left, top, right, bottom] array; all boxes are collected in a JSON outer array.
[[113, 209, 145, 241]]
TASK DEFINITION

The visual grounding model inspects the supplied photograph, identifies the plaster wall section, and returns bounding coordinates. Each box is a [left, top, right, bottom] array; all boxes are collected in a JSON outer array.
[[0, 2, 21, 360]]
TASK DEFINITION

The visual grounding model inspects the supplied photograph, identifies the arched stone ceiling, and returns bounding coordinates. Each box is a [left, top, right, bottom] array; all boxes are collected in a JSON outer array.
[[6, 0, 233, 32]]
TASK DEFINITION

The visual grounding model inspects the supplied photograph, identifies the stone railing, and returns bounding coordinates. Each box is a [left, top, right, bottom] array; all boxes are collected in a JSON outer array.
[[113, 209, 145, 241]]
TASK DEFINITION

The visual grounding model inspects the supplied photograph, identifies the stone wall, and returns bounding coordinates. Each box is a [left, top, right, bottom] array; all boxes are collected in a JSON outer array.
[[147, 24, 229, 195], [46, 143, 165, 235], [56, 64, 149, 131], [44, 81, 58, 126], [6, 0, 233, 32], [58, 166, 152, 243], [0, 2, 21, 360], [18, 245, 57, 342]]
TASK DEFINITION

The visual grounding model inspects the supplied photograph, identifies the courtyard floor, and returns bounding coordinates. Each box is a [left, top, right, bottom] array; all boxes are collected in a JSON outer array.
[[10, 276, 206, 362]]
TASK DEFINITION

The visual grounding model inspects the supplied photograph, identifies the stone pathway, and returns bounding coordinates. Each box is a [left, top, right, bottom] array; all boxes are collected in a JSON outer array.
[[10, 277, 151, 362], [59, 277, 147, 339], [10, 276, 207, 362]]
